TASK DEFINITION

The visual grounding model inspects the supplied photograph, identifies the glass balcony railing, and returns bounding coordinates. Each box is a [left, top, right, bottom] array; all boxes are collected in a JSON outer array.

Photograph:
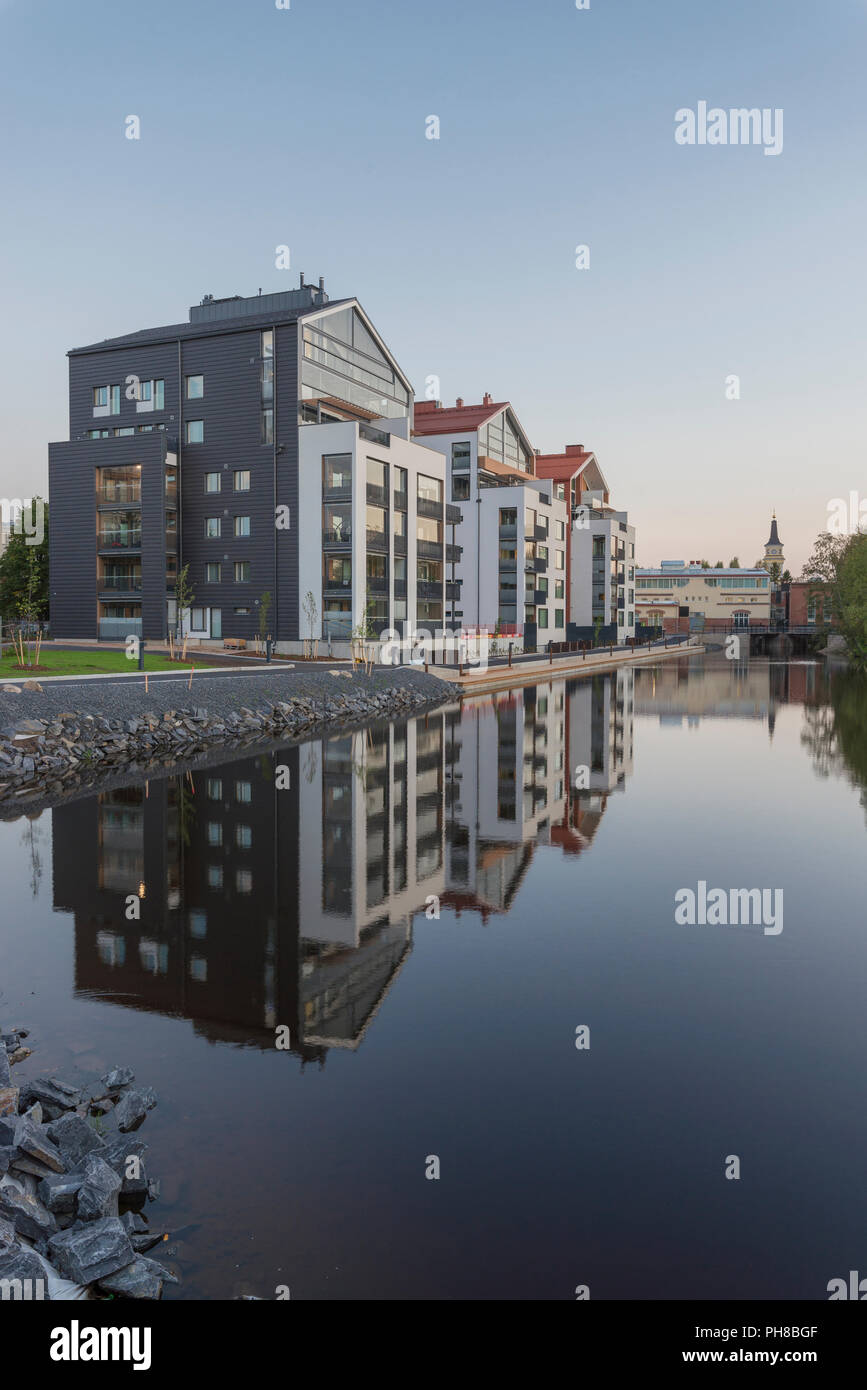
[[98, 532, 141, 549], [100, 575, 142, 591]]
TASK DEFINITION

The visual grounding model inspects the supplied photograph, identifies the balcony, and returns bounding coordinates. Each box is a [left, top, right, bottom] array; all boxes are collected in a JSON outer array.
[[417, 495, 443, 520], [499, 523, 517, 539], [446, 544, 462, 563], [499, 558, 517, 572], [366, 482, 388, 508], [394, 579, 407, 599], [323, 577, 352, 592], [98, 487, 141, 506], [416, 539, 443, 560], [445, 582, 461, 601], [366, 575, 388, 594], [323, 528, 352, 548], [394, 534, 407, 554], [100, 576, 142, 592], [360, 423, 390, 447], [366, 529, 388, 551], [417, 581, 442, 600], [533, 589, 548, 605], [324, 482, 352, 503], [98, 532, 142, 551], [445, 503, 462, 525], [499, 589, 519, 606], [534, 524, 548, 541]]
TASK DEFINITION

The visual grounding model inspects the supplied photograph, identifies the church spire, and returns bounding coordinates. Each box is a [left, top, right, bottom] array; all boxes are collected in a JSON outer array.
[[766, 511, 781, 548]]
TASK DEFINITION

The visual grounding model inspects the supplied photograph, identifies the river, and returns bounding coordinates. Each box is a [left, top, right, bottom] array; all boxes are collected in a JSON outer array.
[[1, 652, 865, 1299]]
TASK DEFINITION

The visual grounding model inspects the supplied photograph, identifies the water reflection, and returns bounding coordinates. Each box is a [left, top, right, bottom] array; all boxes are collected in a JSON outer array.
[[49, 657, 846, 1060]]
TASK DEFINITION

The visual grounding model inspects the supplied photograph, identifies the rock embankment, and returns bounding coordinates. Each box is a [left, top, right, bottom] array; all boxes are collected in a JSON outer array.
[[0, 670, 459, 812], [0, 1032, 173, 1300]]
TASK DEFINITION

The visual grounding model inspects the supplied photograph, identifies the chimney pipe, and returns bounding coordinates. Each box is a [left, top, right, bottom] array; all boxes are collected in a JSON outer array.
[[456, 397, 463, 408], [299, 273, 305, 287], [319, 276, 325, 292], [482, 392, 493, 406]]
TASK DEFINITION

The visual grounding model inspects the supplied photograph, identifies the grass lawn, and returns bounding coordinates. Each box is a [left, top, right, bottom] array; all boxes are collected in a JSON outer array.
[[0, 647, 201, 679]]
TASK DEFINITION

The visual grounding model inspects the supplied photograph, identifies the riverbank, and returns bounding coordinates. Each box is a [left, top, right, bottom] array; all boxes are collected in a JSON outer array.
[[429, 636, 705, 693], [0, 667, 459, 817]]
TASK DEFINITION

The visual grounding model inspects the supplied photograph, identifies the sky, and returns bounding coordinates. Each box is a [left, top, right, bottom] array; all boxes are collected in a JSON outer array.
[[1, 0, 866, 574]]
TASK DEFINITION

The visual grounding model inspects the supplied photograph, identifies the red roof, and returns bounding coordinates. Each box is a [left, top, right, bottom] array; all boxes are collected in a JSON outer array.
[[534, 445, 593, 480], [412, 398, 508, 436]]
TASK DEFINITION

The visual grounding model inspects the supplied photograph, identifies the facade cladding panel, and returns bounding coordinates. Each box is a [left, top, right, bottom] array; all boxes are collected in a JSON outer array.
[[179, 327, 283, 641], [48, 434, 165, 641]]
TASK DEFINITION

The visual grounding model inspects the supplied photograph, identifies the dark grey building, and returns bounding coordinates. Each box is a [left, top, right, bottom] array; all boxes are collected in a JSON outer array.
[[48, 279, 414, 643]]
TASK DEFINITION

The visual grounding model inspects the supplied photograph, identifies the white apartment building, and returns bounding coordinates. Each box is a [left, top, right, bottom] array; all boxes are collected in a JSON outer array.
[[297, 416, 461, 654], [412, 396, 569, 643]]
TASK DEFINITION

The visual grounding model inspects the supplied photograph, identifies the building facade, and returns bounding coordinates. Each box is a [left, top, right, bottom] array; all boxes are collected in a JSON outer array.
[[635, 561, 772, 631], [48, 282, 459, 650], [412, 397, 569, 642], [534, 444, 636, 642]]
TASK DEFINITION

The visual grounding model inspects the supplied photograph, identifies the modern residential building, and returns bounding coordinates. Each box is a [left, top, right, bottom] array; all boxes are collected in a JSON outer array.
[[48, 280, 460, 651], [534, 443, 636, 642], [412, 396, 569, 643], [635, 561, 772, 631]]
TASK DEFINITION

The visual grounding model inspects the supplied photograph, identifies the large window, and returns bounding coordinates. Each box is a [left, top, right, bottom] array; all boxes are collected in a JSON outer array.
[[261, 409, 273, 445], [366, 505, 387, 536], [234, 561, 250, 582], [323, 503, 351, 542], [186, 420, 204, 444], [186, 375, 204, 399], [234, 516, 251, 537], [93, 386, 108, 408], [205, 518, 221, 538], [300, 309, 410, 419], [206, 563, 221, 583], [234, 470, 250, 491], [416, 517, 442, 545], [417, 474, 443, 504], [261, 330, 273, 358], [324, 556, 351, 588], [367, 458, 388, 491], [205, 472, 221, 493], [323, 454, 352, 492], [451, 441, 471, 471]]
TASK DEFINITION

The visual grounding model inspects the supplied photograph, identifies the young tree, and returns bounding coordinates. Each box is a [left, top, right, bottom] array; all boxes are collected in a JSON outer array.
[[714, 560, 724, 568], [258, 589, 272, 644], [174, 564, 195, 639], [728, 556, 740, 569]]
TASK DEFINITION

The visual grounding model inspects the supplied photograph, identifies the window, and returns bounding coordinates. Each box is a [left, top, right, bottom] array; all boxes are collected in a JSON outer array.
[[87, 429, 110, 439], [236, 869, 253, 894], [113, 427, 135, 437], [205, 518, 221, 538], [186, 375, 204, 399], [261, 330, 273, 358], [235, 825, 252, 849], [261, 358, 273, 402], [417, 474, 443, 504], [261, 408, 273, 444], [451, 441, 471, 470], [234, 606, 251, 614], [452, 475, 470, 501], [208, 865, 223, 889], [537, 608, 549, 628], [555, 520, 565, 540], [394, 465, 408, 501], [110, 385, 121, 415], [555, 579, 564, 599], [190, 607, 206, 631], [235, 781, 252, 803], [416, 516, 442, 545], [555, 609, 564, 628], [323, 454, 352, 492], [205, 472, 221, 493], [207, 822, 222, 846], [234, 470, 250, 491], [234, 561, 250, 582], [538, 545, 549, 563], [186, 420, 204, 444], [206, 563, 221, 583], [154, 380, 164, 409], [234, 516, 251, 537], [139, 381, 152, 403], [93, 386, 108, 408], [555, 550, 565, 570], [207, 779, 222, 799]]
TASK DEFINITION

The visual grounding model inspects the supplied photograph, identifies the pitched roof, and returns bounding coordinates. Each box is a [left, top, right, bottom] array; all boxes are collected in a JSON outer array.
[[412, 399, 508, 436], [69, 298, 356, 356], [766, 514, 782, 546]]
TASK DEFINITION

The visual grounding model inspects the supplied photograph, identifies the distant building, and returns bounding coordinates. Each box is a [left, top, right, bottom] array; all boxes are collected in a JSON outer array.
[[635, 561, 771, 631]]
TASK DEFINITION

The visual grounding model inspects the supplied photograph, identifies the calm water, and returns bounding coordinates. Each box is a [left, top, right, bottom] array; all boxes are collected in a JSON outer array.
[[1, 652, 866, 1300]]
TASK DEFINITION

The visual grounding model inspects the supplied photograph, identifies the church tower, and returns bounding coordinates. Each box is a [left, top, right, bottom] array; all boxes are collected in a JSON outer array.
[[764, 512, 784, 573]]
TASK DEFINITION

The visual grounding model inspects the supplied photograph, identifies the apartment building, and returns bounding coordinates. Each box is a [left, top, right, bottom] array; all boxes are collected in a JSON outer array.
[[534, 444, 636, 642], [635, 561, 771, 631], [48, 280, 460, 651], [412, 396, 569, 643]]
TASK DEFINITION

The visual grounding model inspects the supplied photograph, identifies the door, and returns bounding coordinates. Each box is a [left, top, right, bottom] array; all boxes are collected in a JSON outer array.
[[210, 608, 222, 639]]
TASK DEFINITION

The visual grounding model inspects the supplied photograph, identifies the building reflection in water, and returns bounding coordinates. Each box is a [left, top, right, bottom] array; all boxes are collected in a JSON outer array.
[[52, 656, 824, 1059]]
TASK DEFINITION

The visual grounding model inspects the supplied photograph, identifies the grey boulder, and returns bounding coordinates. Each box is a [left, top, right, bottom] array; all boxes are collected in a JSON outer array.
[[48, 1216, 134, 1284]]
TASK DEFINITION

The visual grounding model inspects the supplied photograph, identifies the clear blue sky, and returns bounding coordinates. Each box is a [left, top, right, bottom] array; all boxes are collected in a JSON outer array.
[[2, 0, 865, 573]]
